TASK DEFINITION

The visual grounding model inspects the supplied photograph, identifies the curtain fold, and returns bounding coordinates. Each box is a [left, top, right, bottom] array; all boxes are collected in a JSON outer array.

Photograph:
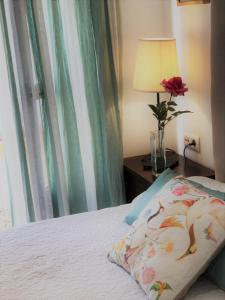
[[0, 0, 35, 222], [26, 0, 68, 217], [58, 0, 98, 211], [46, 0, 87, 213], [107, 0, 122, 96], [7, 0, 53, 221], [27, 0, 88, 215], [75, 0, 125, 208], [211, 0, 225, 182]]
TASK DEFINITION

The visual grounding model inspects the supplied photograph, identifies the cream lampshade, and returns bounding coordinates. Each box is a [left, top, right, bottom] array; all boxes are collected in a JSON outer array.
[[133, 38, 179, 93]]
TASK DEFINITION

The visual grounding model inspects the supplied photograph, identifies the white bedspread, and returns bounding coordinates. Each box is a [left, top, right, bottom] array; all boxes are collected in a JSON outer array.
[[0, 204, 225, 300]]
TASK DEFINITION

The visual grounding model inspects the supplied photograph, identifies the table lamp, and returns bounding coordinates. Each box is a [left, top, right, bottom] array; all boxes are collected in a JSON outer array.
[[133, 38, 180, 170], [134, 38, 179, 109]]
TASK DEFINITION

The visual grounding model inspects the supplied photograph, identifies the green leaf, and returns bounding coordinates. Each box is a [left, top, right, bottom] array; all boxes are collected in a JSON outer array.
[[168, 107, 175, 112], [166, 116, 173, 122], [161, 111, 168, 120], [163, 283, 172, 290], [178, 110, 192, 113], [171, 110, 191, 117], [168, 101, 177, 106], [148, 104, 159, 115], [150, 284, 160, 292], [159, 101, 167, 108], [172, 110, 192, 117]]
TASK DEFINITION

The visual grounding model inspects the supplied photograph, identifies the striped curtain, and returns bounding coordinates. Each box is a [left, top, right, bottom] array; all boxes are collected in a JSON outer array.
[[75, 0, 124, 208], [0, 0, 124, 226]]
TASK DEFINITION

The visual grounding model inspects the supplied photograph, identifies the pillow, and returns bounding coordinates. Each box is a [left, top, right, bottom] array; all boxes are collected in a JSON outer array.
[[109, 177, 225, 299], [188, 176, 225, 194], [187, 179, 225, 202], [124, 168, 176, 225], [129, 192, 145, 209], [187, 178, 225, 291]]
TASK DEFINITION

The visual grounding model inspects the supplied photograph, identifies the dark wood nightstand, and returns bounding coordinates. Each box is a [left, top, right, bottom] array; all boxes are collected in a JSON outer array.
[[124, 154, 215, 203]]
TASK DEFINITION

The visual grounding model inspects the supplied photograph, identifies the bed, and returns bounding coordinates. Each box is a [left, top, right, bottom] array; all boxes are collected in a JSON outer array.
[[0, 177, 225, 300]]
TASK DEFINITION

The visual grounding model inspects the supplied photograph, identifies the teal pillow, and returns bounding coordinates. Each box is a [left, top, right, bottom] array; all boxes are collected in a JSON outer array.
[[206, 250, 225, 291], [124, 168, 176, 225], [188, 179, 225, 291]]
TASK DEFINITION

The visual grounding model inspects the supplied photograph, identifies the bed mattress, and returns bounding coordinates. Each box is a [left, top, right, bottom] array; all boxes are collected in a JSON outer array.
[[0, 181, 225, 299]]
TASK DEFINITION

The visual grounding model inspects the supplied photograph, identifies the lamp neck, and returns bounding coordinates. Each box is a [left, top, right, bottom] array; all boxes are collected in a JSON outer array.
[[157, 92, 160, 106]]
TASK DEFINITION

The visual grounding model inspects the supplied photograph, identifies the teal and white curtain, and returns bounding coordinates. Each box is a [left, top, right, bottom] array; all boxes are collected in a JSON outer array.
[[0, 0, 124, 227]]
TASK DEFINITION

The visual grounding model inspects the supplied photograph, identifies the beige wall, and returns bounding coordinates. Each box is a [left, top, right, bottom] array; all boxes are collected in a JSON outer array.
[[120, 0, 214, 169], [171, 1, 213, 169]]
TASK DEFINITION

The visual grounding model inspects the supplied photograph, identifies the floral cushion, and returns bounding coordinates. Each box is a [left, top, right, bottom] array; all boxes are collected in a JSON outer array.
[[108, 177, 225, 300]]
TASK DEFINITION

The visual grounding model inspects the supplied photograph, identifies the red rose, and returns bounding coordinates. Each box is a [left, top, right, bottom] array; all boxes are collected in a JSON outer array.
[[161, 77, 188, 97]]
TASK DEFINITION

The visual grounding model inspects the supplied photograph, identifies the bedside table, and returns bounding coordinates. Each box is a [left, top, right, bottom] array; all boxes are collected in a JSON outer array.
[[124, 154, 215, 203]]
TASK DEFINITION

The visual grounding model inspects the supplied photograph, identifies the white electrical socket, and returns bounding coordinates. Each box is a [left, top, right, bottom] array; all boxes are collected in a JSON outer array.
[[184, 134, 200, 153]]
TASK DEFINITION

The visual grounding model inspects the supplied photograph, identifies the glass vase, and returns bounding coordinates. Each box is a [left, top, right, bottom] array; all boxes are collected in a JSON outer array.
[[150, 129, 166, 177]]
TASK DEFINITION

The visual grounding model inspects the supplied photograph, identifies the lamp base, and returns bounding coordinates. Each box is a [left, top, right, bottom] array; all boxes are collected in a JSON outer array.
[[142, 149, 179, 170]]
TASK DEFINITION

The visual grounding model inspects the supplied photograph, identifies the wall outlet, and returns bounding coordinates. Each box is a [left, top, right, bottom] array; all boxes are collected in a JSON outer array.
[[184, 134, 200, 153]]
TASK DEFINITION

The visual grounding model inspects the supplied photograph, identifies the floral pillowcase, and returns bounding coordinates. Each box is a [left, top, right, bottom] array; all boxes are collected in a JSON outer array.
[[108, 177, 225, 300]]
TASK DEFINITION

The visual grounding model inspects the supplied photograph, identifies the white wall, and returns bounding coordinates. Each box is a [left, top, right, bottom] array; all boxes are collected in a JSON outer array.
[[120, 0, 214, 170], [120, 0, 172, 158], [171, 1, 213, 169]]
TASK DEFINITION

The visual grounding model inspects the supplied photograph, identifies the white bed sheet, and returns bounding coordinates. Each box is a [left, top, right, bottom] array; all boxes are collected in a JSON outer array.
[[0, 178, 225, 300]]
